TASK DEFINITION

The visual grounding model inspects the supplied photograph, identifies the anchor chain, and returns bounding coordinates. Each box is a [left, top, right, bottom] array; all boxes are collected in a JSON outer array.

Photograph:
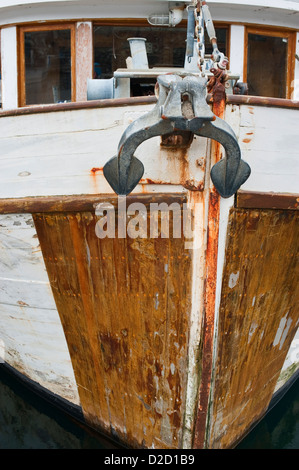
[[192, 0, 229, 75], [193, 1, 205, 73]]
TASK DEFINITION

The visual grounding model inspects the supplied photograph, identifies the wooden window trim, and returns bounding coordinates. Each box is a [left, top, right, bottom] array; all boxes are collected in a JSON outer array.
[[243, 26, 296, 99], [18, 23, 76, 107]]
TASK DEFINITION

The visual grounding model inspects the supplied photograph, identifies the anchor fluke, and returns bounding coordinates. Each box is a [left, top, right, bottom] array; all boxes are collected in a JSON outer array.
[[103, 155, 144, 196], [211, 158, 251, 198]]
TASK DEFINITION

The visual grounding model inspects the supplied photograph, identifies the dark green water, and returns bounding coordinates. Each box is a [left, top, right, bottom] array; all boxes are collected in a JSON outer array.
[[0, 365, 298, 449]]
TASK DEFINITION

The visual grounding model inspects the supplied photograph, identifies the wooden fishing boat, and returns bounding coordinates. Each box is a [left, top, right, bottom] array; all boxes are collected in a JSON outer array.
[[0, 0, 298, 449]]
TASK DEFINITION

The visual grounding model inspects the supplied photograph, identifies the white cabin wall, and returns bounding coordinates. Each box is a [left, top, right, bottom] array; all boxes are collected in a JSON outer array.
[[0, 1, 298, 108], [237, 104, 299, 194], [294, 32, 299, 100], [1, 27, 18, 111], [229, 25, 245, 82]]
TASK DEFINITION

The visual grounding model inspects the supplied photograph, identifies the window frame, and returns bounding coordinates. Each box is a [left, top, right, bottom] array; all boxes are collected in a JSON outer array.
[[92, 19, 230, 78], [18, 23, 76, 107], [243, 26, 296, 99]]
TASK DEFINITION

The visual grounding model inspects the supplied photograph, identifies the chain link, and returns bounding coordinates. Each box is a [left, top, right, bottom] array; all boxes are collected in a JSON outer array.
[[193, 1, 205, 74], [192, 0, 228, 75]]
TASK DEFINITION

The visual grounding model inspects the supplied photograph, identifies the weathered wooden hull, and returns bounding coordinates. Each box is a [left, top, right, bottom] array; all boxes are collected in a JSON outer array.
[[0, 95, 298, 448]]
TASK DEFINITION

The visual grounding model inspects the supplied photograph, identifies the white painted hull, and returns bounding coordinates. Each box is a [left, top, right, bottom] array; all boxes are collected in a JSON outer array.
[[0, 0, 298, 449]]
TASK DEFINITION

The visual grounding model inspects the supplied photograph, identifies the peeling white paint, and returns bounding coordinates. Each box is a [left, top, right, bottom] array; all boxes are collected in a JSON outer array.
[[273, 314, 287, 347], [228, 271, 239, 289], [279, 318, 293, 350], [273, 313, 293, 350], [248, 322, 258, 343], [154, 293, 159, 311]]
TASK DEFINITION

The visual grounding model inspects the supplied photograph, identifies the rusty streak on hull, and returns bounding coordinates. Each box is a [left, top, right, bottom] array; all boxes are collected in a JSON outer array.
[[193, 90, 226, 448]]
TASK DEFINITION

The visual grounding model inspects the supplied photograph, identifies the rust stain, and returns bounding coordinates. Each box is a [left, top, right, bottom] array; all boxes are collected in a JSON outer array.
[[193, 89, 223, 449], [242, 138, 251, 144], [17, 300, 29, 307], [160, 131, 193, 149], [183, 180, 204, 191], [90, 167, 103, 174], [207, 67, 228, 106], [90, 167, 103, 194], [140, 178, 172, 185]]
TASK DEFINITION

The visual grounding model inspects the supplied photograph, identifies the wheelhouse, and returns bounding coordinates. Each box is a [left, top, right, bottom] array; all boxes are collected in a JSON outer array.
[[0, 0, 298, 109]]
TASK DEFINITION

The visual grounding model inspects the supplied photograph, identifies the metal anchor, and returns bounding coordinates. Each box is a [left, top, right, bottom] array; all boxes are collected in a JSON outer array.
[[103, 74, 251, 198]]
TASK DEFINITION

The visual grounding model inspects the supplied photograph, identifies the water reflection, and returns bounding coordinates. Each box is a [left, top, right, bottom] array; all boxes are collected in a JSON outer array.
[[0, 365, 298, 449], [0, 365, 117, 449], [237, 378, 299, 449]]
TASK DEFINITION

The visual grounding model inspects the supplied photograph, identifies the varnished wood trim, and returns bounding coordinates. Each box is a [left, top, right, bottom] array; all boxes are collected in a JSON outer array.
[[227, 94, 299, 109], [236, 191, 299, 211], [0, 95, 157, 118], [0, 193, 187, 214], [18, 23, 77, 107], [1, 93, 299, 119]]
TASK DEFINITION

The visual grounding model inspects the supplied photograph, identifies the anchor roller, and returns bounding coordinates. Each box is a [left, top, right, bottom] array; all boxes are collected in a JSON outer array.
[[103, 74, 251, 198]]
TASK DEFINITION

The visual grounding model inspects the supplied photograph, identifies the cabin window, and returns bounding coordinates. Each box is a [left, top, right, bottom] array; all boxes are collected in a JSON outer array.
[[93, 23, 228, 96], [18, 24, 76, 106], [244, 27, 296, 99]]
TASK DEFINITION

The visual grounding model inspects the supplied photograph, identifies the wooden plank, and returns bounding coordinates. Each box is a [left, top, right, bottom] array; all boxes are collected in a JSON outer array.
[[75, 22, 93, 102], [208, 208, 299, 449], [0, 94, 298, 120], [33, 199, 192, 448], [236, 191, 299, 210], [0, 193, 186, 214]]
